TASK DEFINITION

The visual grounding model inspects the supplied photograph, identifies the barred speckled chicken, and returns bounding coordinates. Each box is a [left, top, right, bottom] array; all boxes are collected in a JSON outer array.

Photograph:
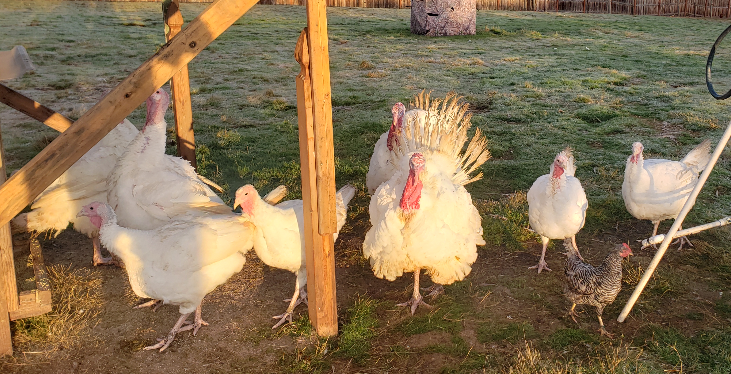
[[563, 239, 633, 337]]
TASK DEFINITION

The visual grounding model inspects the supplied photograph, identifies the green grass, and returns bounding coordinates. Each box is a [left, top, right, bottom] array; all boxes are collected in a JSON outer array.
[[3, 2, 731, 373]]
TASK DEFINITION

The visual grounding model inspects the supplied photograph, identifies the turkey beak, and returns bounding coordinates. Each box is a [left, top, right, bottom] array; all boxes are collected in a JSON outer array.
[[76, 209, 87, 218], [233, 198, 241, 211]]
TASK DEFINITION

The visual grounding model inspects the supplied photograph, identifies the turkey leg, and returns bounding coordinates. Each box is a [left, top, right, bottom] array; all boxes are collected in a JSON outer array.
[[421, 284, 444, 299], [178, 305, 208, 336], [397, 268, 432, 315], [529, 236, 552, 273], [91, 234, 114, 266], [272, 275, 307, 329]]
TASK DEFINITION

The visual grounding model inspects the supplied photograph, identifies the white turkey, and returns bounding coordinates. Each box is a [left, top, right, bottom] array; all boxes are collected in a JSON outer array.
[[77, 202, 256, 352], [107, 88, 230, 230], [365, 102, 429, 194], [11, 118, 139, 266], [233, 183, 356, 328], [622, 140, 712, 249], [363, 93, 489, 314], [527, 148, 588, 273]]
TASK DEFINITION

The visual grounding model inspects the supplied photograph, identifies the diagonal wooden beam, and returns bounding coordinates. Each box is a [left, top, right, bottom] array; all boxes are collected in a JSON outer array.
[[0, 83, 72, 132], [0, 0, 259, 228]]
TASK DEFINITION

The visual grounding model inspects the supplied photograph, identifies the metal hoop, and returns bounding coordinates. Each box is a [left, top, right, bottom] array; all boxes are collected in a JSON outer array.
[[706, 24, 731, 100]]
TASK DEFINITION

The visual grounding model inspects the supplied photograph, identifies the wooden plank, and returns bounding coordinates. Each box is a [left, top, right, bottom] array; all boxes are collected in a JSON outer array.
[[164, 0, 197, 168], [0, 0, 260, 229], [304, 0, 338, 336], [295, 28, 337, 337], [0, 83, 72, 133], [0, 122, 15, 355], [0, 124, 18, 314], [306, 0, 337, 236], [295, 29, 319, 329], [29, 235, 50, 295], [9, 290, 52, 321]]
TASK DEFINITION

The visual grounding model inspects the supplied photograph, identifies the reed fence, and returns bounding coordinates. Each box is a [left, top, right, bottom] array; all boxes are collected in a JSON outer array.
[[69, 0, 731, 18]]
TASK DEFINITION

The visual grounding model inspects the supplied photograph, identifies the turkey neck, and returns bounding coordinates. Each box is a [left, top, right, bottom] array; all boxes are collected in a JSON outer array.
[[387, 107, 404, 151], [400, 167, 423, 212], [548, 162, 566, 194]]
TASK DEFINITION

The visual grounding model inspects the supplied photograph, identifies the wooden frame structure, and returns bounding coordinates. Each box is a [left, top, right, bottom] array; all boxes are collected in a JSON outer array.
[[0, 0, 339, 355]]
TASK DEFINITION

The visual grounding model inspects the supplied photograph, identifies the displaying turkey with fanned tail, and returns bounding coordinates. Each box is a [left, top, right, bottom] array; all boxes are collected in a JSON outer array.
[[363, 92, 489, 314]]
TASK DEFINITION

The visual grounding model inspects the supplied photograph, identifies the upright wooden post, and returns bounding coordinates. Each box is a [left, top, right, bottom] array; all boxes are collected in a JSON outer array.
[[164, 0, 196, 168], [0, 123, 15, 356], [303, 0, 338, 336]]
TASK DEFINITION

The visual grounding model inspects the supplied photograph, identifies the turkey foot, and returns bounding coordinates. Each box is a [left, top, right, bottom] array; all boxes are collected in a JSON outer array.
[[398, 269, 432, 315], [529, 260, 552, 273], [397, 295, 432, 315], [421, 284, 444, 299], [143, 311, 192, 352], [672, 230, 694, 251], [272, 282, 307, 329], [135, 299, 163, 312], [178, 306, 208, 336]]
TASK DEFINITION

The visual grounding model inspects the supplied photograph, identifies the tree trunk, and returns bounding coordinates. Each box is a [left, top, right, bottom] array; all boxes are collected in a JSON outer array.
[[411, 0, 476, 36]]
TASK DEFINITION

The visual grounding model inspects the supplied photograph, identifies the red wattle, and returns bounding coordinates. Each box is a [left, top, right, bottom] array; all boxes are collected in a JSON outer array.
[[552, 164, 564, 179], [399, 170, 422, 212], [89, 215, 103, 229]]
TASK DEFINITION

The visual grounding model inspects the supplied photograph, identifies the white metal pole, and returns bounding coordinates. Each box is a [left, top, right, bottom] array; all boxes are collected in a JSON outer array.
[[641, 216, 731, 248], [618, 121, 731, 323]]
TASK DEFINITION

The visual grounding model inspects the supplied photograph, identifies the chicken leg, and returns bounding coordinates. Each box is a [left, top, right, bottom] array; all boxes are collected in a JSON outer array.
[[397, 268, 432, 315], [272, 275, 307, 329], [596, 306, 613, 338]]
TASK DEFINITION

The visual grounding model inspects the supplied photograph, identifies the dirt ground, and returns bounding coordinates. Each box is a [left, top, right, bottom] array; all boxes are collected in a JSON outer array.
[[1, 213, 728, 373]]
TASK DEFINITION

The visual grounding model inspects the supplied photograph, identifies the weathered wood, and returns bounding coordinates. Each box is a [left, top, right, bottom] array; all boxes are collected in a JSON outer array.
[[9, 290, 52, 321], [296, 29, 319, 329], [411, 0, 476, 36], [164, 0, 197, 168], [295, 28, 337, 337], [0, 267, 9, 355], [0, 83, 72, 133], [0, 122, 15, 355], [306, 0, 337, 236], [0, 124, 18, 314], [0, 0, 260, 229]]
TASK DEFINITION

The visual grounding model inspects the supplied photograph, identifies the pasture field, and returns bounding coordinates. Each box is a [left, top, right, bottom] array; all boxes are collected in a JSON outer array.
[[1, 1, 731, 373]]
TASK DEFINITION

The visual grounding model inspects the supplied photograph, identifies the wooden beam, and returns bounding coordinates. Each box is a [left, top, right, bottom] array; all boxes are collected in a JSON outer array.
[[306, 0, 337, 236], [0, 0, 260, 228], [164, 0, 197, 168], [0, 122, 15, 356], [10, 236, 52, 321], [0, 83, 72, 132], [295, 28, 337, 337]]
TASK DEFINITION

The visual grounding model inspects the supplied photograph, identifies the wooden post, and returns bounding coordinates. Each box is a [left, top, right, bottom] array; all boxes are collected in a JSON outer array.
[[164, 0, 196, 168], [0, 83, 72, 133], [303, 0, 338, 337], [0, 122, 15, 356], [0, 0, 261, 228]]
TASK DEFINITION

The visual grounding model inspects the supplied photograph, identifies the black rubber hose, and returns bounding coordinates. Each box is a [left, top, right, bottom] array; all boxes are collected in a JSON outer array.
[[706, 24, 731, 100]]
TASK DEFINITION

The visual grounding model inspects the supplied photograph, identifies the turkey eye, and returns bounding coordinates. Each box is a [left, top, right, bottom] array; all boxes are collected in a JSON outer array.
[[90, 207, 94, 210]]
